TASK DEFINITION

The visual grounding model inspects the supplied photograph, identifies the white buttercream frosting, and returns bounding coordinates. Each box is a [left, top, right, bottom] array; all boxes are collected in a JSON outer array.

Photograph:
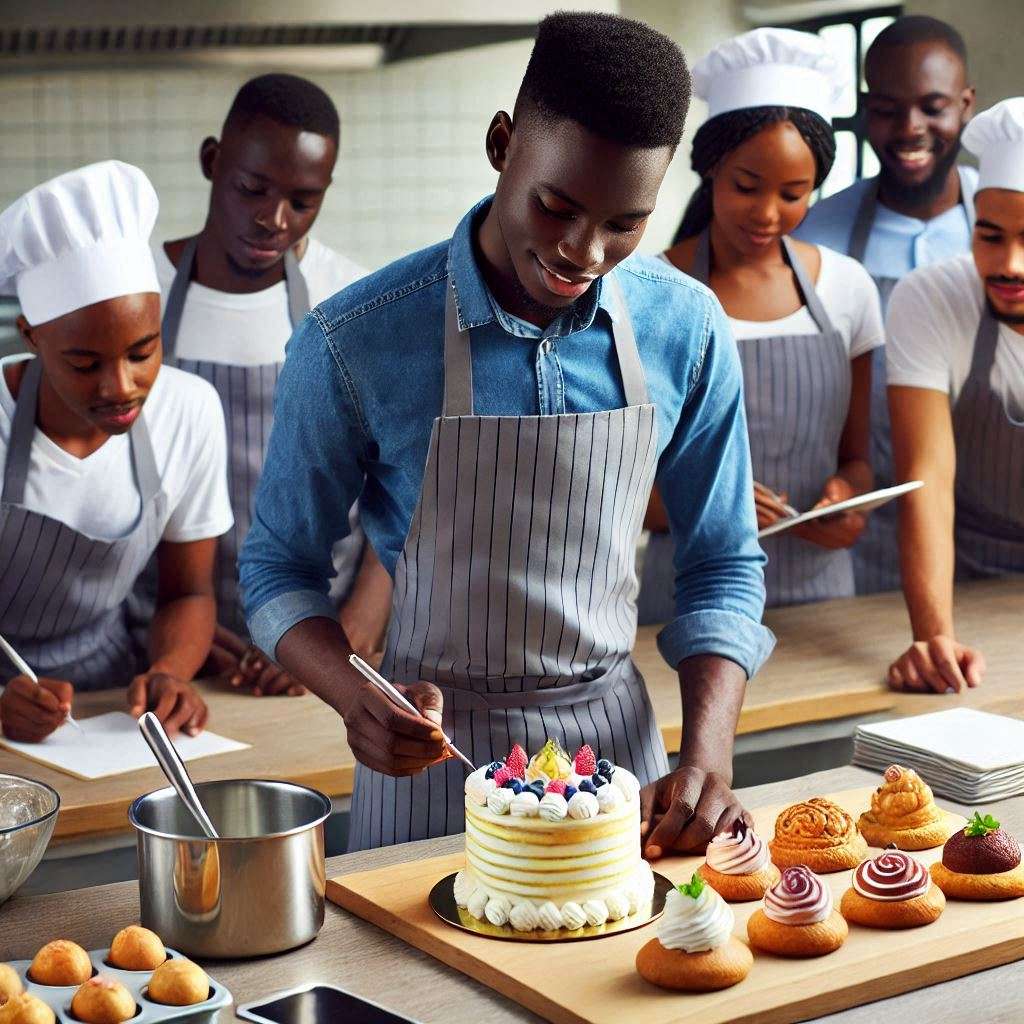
[[567, 791, 600, 820], [657, 885, 734, 953], [510, 791, 540, 817], [486, 787, 514, 816], [560, 902, 588, 930], [484, 894, 512, 927], [465, 767, 496, 806], [453, 870, 472, 908], [538, 792, 568, 821], [611, 767, 641, 803], [583, 899, 609, 926], [466, 887, 489, 919], [537, 901, 563, 930], [509, 902, 540, 931], [596, 784, 622, 814], [605, 892, 631, 921]]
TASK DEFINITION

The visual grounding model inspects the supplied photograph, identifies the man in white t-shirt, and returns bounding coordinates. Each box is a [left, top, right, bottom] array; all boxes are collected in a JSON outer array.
[[150, 74, 392, 696], [886, 98, 1024, 694]]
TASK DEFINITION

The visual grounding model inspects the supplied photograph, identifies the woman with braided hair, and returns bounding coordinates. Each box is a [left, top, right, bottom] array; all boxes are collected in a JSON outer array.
[[638, 28, 885, 621]]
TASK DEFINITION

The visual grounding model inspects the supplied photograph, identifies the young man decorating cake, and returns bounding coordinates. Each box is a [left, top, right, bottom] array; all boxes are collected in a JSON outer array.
[[239, 13, 774, 853]]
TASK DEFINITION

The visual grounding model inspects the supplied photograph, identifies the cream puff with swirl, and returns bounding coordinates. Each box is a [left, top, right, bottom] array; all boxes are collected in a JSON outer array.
[[930, 812, 1024, 901], [840, 846, 945, 928], [636, 874, 752, 992], [697, 819, 781, 902], [858, 764, 964, 850], [769, 797, 868, 873], [747, 866, 848, 957]]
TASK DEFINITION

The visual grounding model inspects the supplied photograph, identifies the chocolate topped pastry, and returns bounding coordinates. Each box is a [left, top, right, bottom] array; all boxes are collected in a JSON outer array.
[[942, 813, 1022, 875]]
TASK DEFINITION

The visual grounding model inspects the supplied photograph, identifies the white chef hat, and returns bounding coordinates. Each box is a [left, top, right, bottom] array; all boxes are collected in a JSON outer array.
[[692, 27, 846, 124], [0, 160, 159, 326], [962, 98, 1024, 193]]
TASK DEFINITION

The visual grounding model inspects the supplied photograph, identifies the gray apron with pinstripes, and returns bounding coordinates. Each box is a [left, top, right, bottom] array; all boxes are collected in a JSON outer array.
[[0, 358, 165, 690], [847, 172, 976, 594], [347, 274, 670, 851], [638, 232, 851, 617], [132, 238, 364, 639], [952, 310, 1024, 578]]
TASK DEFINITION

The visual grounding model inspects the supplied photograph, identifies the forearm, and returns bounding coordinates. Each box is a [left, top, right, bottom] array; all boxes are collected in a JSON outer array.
[[148, 595, 217, 680], [899, 490, 956, 638], [275, 615, 365, 716], [676, 654, 746, 782]]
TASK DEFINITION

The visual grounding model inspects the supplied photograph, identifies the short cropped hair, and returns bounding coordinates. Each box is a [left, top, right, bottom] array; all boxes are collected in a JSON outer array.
[[515, 12, 690, 148], [223, 73, 340, 143], [866, 15, 968, 72]]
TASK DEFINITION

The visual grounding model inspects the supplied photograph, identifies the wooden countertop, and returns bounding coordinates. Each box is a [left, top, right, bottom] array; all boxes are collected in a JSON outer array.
[[4, 765, 1023, 1023], [1, 577, 1019, 841]]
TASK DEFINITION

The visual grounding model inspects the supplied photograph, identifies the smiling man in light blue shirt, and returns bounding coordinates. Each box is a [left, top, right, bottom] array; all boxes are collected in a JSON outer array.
[[795, 15, 976, 595]]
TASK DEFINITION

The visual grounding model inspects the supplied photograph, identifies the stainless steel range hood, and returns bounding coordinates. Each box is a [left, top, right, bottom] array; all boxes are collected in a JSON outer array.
[[0, 0, 619, 71]]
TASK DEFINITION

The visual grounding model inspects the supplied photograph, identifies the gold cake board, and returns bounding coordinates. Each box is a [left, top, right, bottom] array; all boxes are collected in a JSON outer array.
[[326, 787, 1024, 1024]]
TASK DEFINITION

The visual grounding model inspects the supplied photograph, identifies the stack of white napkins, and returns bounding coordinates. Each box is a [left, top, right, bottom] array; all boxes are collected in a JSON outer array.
[[853, 708, 1024, 803]]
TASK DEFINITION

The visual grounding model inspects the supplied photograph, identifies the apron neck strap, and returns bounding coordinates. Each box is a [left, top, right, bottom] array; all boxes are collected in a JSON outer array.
[[442, 275, 649, 417], [966, 308, 1000, 383], [693, 229, 836, 334], [161, 237, 312, 358], [2, 357, 161, 507]]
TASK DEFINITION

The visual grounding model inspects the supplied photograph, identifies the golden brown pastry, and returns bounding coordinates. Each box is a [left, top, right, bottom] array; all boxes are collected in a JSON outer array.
[[147, 959, 209, 1006], [0, 965, 23, 1005], [858, 764, 963, 850], [769, 797, 868, 872], [0, 994, 55, 1024], [28, 940, 92, 986], [747, 865, 848, 957], [930, 812, 1024, 900], [841, 846, 945, 928], [635, 874, 751, 992], [70, 976, 136, 1024], [107, 926, 165, 971], [697, 818, 781, 902]]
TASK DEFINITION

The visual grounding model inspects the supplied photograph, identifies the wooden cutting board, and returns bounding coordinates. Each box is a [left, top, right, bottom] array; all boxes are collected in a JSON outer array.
[[326, 786, 1024, 1024]]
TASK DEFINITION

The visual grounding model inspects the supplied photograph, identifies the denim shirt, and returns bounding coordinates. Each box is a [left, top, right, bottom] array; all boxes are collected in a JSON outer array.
[[240, 197, 775, 678]]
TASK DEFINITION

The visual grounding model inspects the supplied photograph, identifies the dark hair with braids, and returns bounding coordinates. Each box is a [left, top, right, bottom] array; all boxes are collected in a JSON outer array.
[[673, 107, 836, 243]]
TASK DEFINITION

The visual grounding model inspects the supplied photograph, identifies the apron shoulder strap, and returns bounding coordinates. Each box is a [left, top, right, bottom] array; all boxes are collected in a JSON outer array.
[[128, 410, 162, 507], [1, 357, 42, 505], [161, 236, 199, 361], [443, 282, 474, 417], [782, 237, 838, 336], [966, 308, 1000, 384], [847, 178, 880, 263], [604, 275, 649, 407], [691, 229, 712, 285], [284, 247, 312, 328]]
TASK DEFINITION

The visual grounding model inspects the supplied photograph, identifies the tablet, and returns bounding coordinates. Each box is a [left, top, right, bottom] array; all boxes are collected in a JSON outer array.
[[237, 983, 422, 1024], [757, 480, 924, 539]]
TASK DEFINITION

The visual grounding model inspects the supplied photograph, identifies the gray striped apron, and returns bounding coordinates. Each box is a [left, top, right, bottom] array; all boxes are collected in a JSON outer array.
[[638, 232, 851, 618], [347, 273, 669, 851], [0, 358, 165, 690], [952, 310, 1024, 578], [133, 238, 364, 638], [847, 171, 976, 594]]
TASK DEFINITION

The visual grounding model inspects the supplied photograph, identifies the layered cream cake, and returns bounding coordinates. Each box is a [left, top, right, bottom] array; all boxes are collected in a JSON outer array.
[[453, 740, 654, 931]]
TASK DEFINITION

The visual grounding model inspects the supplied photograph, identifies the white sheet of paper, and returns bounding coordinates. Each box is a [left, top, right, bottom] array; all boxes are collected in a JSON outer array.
[[0, 711, 248, 780], [856, 708, 1024, 772], [757, 480, 924, 539]]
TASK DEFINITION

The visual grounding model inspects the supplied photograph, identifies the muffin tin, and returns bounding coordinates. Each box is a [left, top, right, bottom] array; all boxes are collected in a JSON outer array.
[[7, 947, 231, 1023]]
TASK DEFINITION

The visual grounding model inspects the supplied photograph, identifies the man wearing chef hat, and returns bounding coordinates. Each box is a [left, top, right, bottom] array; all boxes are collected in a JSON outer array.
[[796, 16, 976, 597], [240, 12, 774, 854], [886, 98, 1024, 694], [0, 161, 233, 742]]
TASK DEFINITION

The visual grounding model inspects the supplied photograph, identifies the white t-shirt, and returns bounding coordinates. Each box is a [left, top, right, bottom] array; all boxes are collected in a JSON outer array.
[[886, 253, 1024, 410], [660, 245, 883, 357], [154, 237, 365, 365], [0, 359, 234, 543]]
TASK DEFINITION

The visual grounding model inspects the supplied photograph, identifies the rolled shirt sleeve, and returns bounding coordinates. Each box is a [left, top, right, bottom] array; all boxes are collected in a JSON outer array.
[[654, 297, 775, 678], [239, 310, 369, 658]]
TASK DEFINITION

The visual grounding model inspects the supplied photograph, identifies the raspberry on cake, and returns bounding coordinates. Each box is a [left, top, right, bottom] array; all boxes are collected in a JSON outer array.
[[454, 739, 651, 932]]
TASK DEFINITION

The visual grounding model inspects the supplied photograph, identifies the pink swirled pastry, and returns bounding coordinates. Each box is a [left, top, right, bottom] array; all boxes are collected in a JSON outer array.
[[698, 819, 780, 902], [841, 846, 945, 929], [747, 865, 847, 957], [764, 866, 833, 925]]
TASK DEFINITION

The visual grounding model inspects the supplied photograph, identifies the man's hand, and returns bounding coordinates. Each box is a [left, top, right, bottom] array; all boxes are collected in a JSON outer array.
[[128, 673, 208, 736], [340, 679, 447, 777], [753, 481, 790, 530], [792, 475, 866, 549], [206, 624, 305, 696], [0, 676, 74, 743], [888, 636, 985, 694], [640, 765, 752, 859]]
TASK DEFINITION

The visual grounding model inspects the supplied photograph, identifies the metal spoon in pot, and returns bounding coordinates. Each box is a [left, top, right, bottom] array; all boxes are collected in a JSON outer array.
[[138, 711, 219, 840]]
